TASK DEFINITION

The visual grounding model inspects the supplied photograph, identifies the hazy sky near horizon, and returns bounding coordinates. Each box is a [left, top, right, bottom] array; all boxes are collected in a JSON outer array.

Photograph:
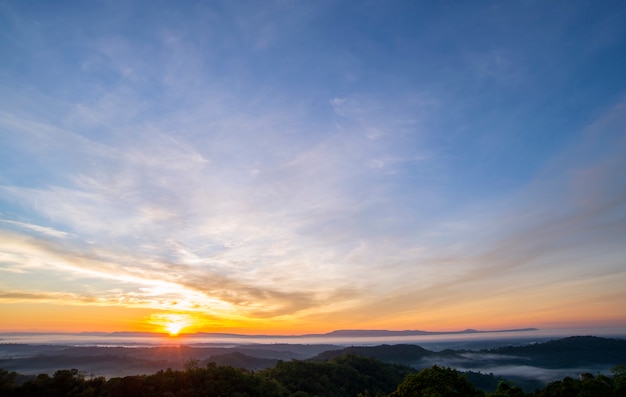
[[1, 1, 626, 334]]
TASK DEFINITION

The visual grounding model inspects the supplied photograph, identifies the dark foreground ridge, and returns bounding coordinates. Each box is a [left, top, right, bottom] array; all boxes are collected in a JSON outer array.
[[1, 354, 626, 396]]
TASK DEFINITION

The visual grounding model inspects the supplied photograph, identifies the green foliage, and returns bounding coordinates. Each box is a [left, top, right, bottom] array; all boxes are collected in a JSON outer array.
[[0, 368, 18, 393], [2, 360, 626, 397], [11, 369, 89, 397], [489, 380, 527, 397], [261, 353, 411, 397], [534, 373, 620, 397], [97, 364, 276, 397], [613, 365, 626, 397], [389, 365, 485, 397]]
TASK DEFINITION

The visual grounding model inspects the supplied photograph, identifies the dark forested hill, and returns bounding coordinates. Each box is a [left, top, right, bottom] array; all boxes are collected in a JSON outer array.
[[203, 352, 279, 371], [487, 336, 626, 367], [311, 336, 626, 370], [312, 344, 434, 365]]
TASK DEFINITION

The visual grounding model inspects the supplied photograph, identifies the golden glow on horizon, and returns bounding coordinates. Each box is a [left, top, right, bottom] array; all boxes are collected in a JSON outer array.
[[148, 313, 195, 336], [0, 299, 625, 334]]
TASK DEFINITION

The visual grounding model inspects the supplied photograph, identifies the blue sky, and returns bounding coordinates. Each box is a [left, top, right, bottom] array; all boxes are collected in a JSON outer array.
[[1, 1, 626, 333]]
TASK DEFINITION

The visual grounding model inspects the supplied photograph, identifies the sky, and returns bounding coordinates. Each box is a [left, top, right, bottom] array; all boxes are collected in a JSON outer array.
[[1, 1, 626, 335]]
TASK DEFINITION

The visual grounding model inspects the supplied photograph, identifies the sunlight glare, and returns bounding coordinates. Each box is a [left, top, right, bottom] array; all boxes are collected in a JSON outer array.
[[149, 313, 193, 337], [166, 321, 185, 336]]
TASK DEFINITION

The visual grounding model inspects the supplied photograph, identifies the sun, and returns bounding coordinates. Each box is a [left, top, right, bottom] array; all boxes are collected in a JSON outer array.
[[149, 313, 193, 337], [165, 321, 185, 336]]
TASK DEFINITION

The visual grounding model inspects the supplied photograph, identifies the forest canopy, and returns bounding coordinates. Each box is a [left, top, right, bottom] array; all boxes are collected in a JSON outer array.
[[2, 356, 626, 397]]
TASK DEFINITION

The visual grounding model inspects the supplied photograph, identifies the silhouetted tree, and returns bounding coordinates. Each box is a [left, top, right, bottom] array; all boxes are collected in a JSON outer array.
[[489, 380, 526, 397], [0, 368, 17, 395], [389, 365, 484, 397], [614, 365, 626, 397]]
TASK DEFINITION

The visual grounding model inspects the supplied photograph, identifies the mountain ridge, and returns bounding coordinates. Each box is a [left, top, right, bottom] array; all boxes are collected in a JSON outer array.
[[1, 327, 539, 339], [315, 327, 538, 337]]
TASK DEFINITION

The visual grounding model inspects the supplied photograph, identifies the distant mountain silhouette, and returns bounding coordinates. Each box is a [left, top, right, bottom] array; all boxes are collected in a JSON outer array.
[[104, 328, 540, 338], [316, 328, 538, 337]]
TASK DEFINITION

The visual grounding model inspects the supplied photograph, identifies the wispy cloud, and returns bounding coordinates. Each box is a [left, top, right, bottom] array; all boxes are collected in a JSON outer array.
[[0, 220, 74, 239]]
